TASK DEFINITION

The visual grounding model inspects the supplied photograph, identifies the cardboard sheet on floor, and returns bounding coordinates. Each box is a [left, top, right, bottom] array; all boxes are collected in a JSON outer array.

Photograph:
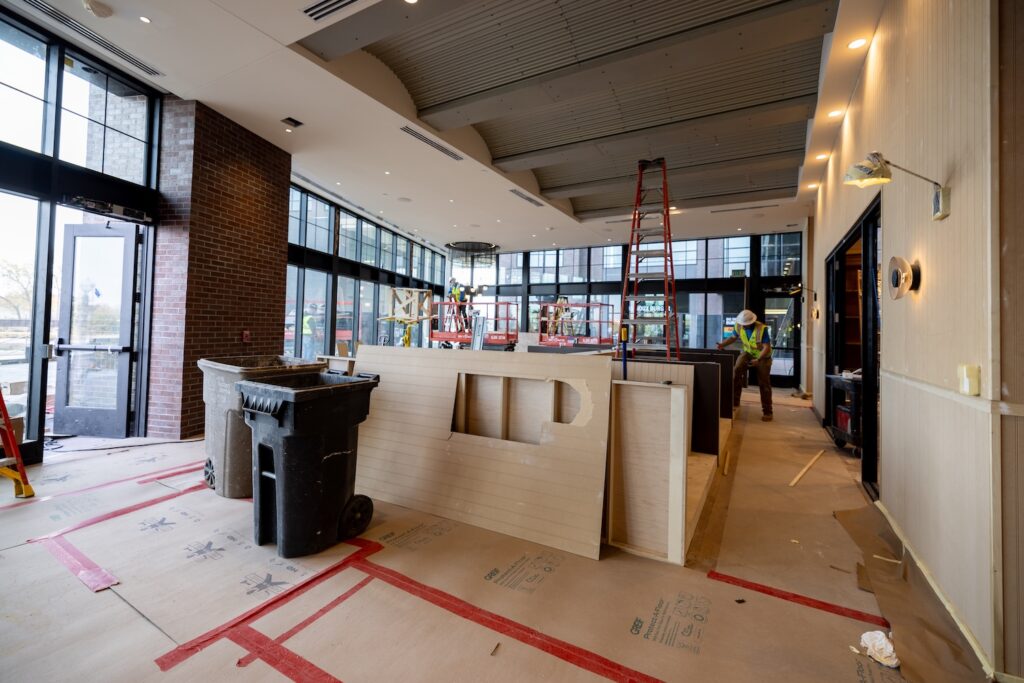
[[0, 542, 177, 681], [0, 439, 205, 504], [333, 502, 905, 682], [713, 409, 880, 615], [836, 505, 987, 683], [0, 479, 199, 551], [63, 487, 359, 643]]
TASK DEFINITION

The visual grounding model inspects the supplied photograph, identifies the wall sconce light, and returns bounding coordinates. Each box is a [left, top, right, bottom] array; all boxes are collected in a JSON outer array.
[[888, 256, 920, 299], [844, 151, 950, 220]]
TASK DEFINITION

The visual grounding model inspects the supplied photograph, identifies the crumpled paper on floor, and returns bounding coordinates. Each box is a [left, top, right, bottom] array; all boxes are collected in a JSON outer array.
[[860, 629, 900, 668]]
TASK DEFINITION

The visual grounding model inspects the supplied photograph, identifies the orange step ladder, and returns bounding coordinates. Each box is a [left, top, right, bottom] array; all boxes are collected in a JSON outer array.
[[0, 390, 34, 498], [619, 157, 682, 360]]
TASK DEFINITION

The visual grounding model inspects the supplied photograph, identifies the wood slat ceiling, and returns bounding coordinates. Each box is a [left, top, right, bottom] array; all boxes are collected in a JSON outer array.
[[363, 0, 836, 219]]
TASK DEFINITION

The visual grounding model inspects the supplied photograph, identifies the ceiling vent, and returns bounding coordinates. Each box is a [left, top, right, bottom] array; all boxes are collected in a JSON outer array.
[[303, 0, 361, 22], [399, 126, 464, 161], [21, 0, 163, 76], [281, 117, 304, 128], [509, 189, 543, 207], [709, 204, 781, 214]]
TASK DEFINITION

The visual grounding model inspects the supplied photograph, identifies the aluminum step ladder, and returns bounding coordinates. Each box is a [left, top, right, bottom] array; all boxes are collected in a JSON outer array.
[[619, 158, 681, 360]]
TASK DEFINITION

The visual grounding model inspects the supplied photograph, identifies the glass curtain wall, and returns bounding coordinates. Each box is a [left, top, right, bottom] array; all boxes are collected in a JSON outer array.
[[0, 11, 160, 452], [454, 232, 801, 351], [284, 185, 446, 354], [0, 21, 46, 153], [0, 192, 40, 436]]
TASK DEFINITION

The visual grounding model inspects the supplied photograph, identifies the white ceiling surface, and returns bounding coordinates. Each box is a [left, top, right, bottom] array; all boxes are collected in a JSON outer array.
[[6, 0, 881, 251]]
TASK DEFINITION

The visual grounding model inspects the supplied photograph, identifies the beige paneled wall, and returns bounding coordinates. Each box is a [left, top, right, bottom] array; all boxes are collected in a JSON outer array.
[[811, 0, 997, 664]]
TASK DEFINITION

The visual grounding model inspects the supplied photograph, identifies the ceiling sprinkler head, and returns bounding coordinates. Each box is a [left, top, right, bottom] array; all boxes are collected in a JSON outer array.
[[83, 0, 114, 18]]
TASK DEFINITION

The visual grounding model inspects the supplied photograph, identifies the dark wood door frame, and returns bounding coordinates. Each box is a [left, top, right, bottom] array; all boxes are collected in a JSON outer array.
[[825, 195, 881, 499]]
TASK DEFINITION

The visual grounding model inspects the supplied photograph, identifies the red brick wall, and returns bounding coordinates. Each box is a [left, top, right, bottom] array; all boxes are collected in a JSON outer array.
[[148, 99, 290, 438]]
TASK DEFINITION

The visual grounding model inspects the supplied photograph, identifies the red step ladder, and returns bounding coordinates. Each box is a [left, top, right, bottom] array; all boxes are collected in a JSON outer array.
[[0, 390, 34, 498], [619, 157, 681, 360]]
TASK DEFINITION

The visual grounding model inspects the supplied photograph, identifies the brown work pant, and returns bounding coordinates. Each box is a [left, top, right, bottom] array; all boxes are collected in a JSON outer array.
[[733, 353, 773, 415]]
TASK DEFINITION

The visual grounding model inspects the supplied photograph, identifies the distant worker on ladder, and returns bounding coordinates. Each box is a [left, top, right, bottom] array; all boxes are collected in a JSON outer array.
[[717, 309, 773, 422], [448, 277, 470, 331]]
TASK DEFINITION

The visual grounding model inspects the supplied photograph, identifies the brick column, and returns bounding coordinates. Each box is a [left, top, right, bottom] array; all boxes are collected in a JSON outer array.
[[147, 98, 290, 438]]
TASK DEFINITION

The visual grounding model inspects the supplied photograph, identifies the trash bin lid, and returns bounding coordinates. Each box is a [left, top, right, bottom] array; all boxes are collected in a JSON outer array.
[[198, 355, 327, 373], [236, 372, 380, 404]]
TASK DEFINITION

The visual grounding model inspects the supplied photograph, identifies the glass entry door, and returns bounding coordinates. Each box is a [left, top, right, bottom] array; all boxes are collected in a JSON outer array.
[[764, 295, 800, 388], [53, 223, 138, 437]]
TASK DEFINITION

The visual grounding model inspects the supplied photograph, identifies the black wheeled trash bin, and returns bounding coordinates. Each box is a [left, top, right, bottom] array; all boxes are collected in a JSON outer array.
[[237, 371, 380, 558]]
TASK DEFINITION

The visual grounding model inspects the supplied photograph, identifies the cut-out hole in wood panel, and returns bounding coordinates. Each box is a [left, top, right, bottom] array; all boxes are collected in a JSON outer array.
[[553, 381, 581, 424], [452, 374, 582, 444]]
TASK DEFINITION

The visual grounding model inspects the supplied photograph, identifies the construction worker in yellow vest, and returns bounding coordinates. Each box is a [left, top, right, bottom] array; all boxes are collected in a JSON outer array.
[[717, 309, 774, 421]]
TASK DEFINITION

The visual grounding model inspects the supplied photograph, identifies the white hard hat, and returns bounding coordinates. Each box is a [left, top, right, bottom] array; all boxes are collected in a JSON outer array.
[[736, 309, 757, 326]]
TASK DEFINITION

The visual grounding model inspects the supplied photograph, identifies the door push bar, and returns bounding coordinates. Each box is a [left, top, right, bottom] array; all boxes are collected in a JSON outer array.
[[54, 340, 131, 356]]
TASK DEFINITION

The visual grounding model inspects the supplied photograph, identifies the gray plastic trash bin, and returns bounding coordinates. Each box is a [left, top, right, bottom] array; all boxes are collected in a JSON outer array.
[[197, 355, 326, 498]]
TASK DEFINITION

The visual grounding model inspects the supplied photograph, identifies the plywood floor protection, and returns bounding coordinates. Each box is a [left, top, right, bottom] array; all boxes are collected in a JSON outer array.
[[0, 400, 906, 682]]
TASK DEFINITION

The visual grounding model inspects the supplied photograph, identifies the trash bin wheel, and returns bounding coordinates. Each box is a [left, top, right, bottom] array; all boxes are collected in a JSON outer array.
[[339, 494, 373, 540], [203, 457, 216, 489]]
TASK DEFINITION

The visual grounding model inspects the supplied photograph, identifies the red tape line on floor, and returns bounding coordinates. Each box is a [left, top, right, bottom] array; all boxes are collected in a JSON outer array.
[[227, 624, 342, 682], [135, 464, 204, 484], [156, 541, 384, 671], [237, 576, 374, 669], [28, 482, 208, 542], [0, 460, 205, 511], [706, 569, 889, 628], [356, 559, 663, 683], [38, 535, 119, 591]]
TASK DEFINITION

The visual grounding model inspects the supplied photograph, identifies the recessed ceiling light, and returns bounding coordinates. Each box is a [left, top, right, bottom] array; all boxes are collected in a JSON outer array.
[[378, 210, 383, 214], [737, 228, 743, 232], [607, 238, 612, 242], [828, 110, 843, 118], [807, 183, 818, 189], [552, 242, 557, 246], [449, 199, 454, 203], [531, 234, 537, 237], [670, 209, 682, 215], [405, 0, 418, 3], [496, 219, 501, 223], [335, 181, 340, 185], [284, 128, 293, 133], [139, 16, 151, 23], [384, 171, 390, 175], [847, 38, 867, 49], [669, 206, 677, 210], [815, 153, 829, 161]]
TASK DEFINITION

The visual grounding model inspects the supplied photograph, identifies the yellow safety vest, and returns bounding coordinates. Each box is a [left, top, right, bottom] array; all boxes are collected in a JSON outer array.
[[302, 315, 314, 335], [738, 323, 769, 358]]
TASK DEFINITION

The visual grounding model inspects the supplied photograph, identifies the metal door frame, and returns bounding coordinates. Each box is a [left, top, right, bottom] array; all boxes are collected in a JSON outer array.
[[53, 222, 139, 437]]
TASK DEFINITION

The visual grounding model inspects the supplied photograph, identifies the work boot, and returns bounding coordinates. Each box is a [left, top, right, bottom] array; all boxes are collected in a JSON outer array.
[[761, 414, 773, 422]]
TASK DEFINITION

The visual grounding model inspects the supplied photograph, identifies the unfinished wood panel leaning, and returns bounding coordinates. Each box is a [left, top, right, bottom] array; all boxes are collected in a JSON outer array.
[[607, 380, 692, 564], [352, 347, 612, 559]]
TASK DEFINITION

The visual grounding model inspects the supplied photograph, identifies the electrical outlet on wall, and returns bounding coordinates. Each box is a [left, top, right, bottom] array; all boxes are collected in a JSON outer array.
[[241, 330, 251, 343]]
